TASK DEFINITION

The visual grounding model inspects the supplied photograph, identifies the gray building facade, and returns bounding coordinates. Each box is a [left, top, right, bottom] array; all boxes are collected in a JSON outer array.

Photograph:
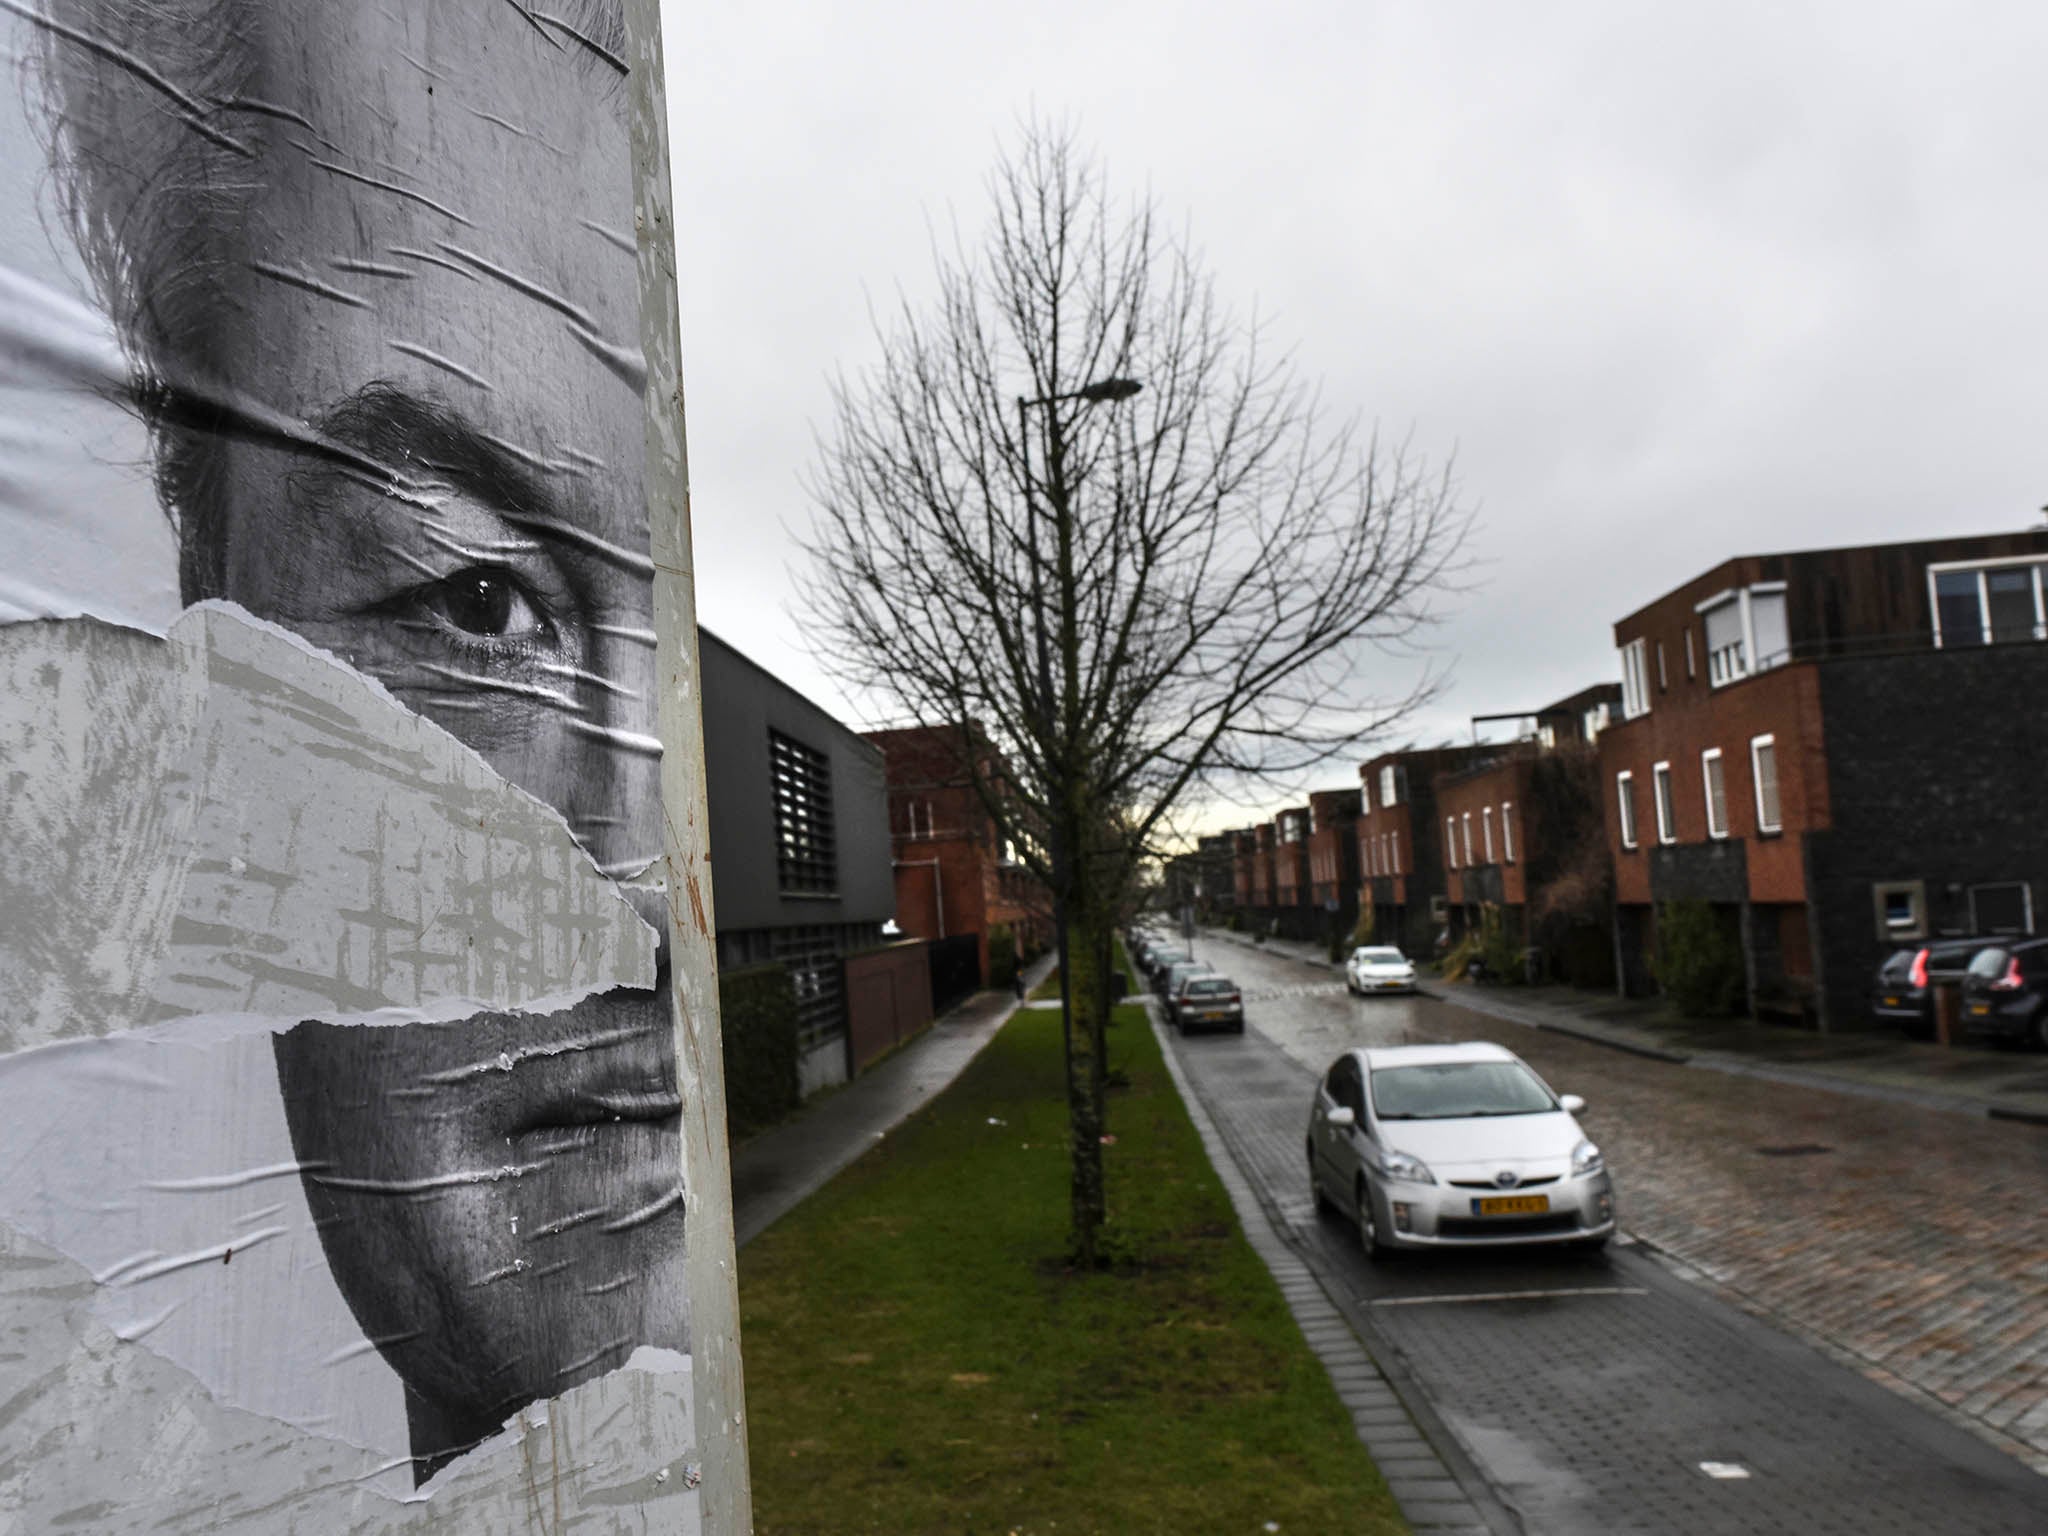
[[699, 629, 895, 1092]]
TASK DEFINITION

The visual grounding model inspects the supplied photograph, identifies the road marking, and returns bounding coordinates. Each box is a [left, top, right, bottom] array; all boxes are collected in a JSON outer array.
[[1698, 1461, 1752, 1480], [1365, 1286, 1648, 1307]]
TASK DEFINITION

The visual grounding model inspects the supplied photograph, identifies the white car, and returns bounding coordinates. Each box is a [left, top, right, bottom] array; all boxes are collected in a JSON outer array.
[[1346, 944, 1417, 995], [1307, 1042, 1615, 1254]]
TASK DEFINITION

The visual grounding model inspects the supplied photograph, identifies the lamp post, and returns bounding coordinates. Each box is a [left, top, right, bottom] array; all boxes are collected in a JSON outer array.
[[1014, 374, 1141, 1260]]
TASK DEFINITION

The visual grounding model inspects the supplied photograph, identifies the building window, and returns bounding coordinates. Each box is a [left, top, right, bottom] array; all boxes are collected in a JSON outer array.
[[1969, 882, 2034, 935], [1446, 817, 1458, 868], [1652, 761, 1675, 845], [1360, 780, 1372, 815], [1701, 749, 1728, 839], [1390, 830, 1400, 874], [1871, 880, 1926, 942], [770, 729, 837, 894], [1582, 702, 1610, 741], [1698, 583, 1790, 686], [1620, 638, 1650, 718], [1930, 559, 2047, 647], [1380, 764, 1400, 807], [1502, 801, 1515, 863], [1482, 806, 1495, 863], [1461, 812, 1474, 867], [1750, 735, 1781, 834], [1684, 626, 1696, 679], [1656, 641, 1667, 691], [1617, 771, 1638, 849]]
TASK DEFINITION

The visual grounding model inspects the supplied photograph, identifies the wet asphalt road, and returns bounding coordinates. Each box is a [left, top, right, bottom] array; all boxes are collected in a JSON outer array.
[[1158, 935, 2048, 1536]]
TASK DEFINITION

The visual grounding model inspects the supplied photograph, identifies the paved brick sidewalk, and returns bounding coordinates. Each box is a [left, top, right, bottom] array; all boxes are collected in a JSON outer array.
[[1197, 929, 2048, 1475]]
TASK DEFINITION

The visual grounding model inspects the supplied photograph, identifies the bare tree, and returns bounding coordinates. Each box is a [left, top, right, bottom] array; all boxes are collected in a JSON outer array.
[[801, 122, 1470, 1267]]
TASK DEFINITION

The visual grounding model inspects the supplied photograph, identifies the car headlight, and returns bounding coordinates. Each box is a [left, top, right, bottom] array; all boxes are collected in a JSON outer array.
[[1571, 1139, 1604, 1177], [1376, 1148, 1435, 1184]]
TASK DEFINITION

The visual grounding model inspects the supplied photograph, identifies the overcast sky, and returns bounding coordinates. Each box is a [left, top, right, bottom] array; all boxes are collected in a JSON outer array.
[[670, 0, 2048, 832]]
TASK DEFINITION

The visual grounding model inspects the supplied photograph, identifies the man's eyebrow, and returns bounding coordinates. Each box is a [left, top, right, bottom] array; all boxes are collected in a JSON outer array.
[[311, 381, 556, 530]]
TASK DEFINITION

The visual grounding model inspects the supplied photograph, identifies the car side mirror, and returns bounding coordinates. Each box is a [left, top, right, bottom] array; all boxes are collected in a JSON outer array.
[[1558, 1093, 1586, 1114], [1325, 1105, 1356, 1128]]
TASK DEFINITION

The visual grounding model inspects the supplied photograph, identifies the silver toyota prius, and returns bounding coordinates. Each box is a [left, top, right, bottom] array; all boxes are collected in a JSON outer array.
[[1307, 1042, 1615, 1254]]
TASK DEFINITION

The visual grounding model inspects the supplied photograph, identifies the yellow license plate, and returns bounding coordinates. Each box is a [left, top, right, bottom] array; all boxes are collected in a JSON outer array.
[[1474, 1194, 1550, 1216], [1883, 995, 1900, 1007], [1970, 1003, 1990, 1016]]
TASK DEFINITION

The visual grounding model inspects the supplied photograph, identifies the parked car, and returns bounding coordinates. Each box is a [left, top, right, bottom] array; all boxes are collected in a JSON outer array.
[[1145, 945, 1191, 981], [1871, 937, 2001, 1037], [1170, 973, 1245, 1035], [1960, 938, 2048, 1048], [1306, 1042, 1615, 1255], [1157, 958, 1213, 1003], [1345, 945, 1418, 996]]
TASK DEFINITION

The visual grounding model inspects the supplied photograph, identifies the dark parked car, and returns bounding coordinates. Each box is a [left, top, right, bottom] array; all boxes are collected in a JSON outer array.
[[1170, 973, 1245, 1035], [1960, 938, 2048, 1048], [1145, 945, 1191, 980], [1871, 937, 2002, 1037], [1157, 958, 1212, 1003]]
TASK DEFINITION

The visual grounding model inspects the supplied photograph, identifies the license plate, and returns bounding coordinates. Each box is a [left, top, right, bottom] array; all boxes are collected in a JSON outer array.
[[1474, 1194, 1549, 1216], [1970, 1003, 1990, 1016], [1883, 995, 1900, 1007], [1201, 1009, 1228, 1021]]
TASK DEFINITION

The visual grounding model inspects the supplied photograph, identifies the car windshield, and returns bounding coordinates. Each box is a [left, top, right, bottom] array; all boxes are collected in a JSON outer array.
[[1186, 978, 1234, 996], [1371, 1061, 1556, 1120], [1357, 948, 1405, 963]]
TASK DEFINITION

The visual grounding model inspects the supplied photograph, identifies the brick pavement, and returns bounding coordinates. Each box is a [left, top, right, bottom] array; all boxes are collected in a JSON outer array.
[[1197, 930, 2048, 1474]]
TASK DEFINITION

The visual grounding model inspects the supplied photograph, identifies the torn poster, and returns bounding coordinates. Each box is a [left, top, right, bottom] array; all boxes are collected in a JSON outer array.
[[0, 0, 702, 1524]]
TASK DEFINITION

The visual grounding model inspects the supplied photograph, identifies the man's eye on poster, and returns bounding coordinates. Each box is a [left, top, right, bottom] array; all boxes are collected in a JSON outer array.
[[0, 0, 703, 1524]]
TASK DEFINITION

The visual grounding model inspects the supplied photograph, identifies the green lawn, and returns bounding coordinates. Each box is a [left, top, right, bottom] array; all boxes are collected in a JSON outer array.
[[738, 1003, 1407, 1536]]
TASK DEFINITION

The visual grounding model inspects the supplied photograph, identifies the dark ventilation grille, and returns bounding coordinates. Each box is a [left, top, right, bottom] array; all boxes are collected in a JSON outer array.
[[770, 730, 836, 894]]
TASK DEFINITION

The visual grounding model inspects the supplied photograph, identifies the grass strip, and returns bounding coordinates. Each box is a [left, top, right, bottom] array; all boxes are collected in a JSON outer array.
[[738, 1002, 1408, 1535]]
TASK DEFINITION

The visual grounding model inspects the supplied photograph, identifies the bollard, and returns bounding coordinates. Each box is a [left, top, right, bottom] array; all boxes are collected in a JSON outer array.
[[1933, 976, 1962, 1047]]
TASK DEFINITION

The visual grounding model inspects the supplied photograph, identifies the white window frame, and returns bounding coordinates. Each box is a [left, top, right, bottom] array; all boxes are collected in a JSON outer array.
[[1684, 626, 1696, 679], [1502, 801, 1516, 863], [1928, 556, 2048, 647], [1380, 764, 1400, 807], [1390, 830, 1399, 875], [1701, 747, 1728, 840], [1481, 806, 1495, 863], [1968, 881, 2035, 935], [1446, 817, 1458, 869], [1750, 733, 1781, 834], [1620, 637, 1650, 718], [1462, 812, 1474, 868], [1360, 780, 1372, 815], [1656, 641, 1667, 691], [1617, 771, 1638, 850], [1696, 581, 1789, 686], [1652, 761, 1676, 845]]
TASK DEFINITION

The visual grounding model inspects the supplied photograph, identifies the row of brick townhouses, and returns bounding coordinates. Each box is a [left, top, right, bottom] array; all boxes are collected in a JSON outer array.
[[1169, 527, 2048, 1029]]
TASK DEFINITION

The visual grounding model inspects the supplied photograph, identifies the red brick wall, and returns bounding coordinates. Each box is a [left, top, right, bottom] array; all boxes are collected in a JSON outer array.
[[1437, 758, 1532, 907], [1598, 660, 1826, 906]]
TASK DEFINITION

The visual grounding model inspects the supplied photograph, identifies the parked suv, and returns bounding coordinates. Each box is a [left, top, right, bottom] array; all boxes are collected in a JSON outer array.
[[1960, 938, 2048, 1048], [1871, 937, 2001, 1038], [1170, 973, 1245, 1035]]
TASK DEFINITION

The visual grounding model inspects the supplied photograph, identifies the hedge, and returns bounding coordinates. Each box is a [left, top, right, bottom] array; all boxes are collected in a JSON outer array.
[[720, 962, 801, 1139]]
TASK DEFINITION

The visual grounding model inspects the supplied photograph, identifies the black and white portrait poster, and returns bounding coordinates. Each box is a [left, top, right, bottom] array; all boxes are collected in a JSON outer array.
[[0, 2, 711, 1525]]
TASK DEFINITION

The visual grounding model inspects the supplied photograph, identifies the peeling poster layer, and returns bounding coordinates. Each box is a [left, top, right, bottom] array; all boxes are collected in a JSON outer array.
[[0, 605, 659, 1049]]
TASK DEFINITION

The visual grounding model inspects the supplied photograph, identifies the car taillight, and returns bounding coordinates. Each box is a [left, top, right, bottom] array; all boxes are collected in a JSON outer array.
[[1993, 957, 2024, 992], [1909, 948, 1929, 989]]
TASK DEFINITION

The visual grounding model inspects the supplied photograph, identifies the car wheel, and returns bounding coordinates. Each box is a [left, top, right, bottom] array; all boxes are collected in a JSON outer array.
[[2033, 1007, 2048, 1052], [1355, 1177, 1392, 1259], [1577, 1233, 1611, 1255], [1309, 1144, 1333, 1217]]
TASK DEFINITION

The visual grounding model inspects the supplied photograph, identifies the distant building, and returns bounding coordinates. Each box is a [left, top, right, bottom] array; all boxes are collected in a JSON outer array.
[[866, 722, 1052, 984], [1598, 529, 2048, 1028], [1355, 745, 1495, 956], [699, 629, 895, 1093]]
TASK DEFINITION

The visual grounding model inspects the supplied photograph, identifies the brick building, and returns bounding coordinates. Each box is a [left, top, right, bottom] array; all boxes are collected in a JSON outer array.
[[1437, 685, 1620, 986], [1599, 529, 2048, 1028], [867, 723, 1052, 982], [1355, 745, 1494, 956], [1305, 787, 1363, 944]]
